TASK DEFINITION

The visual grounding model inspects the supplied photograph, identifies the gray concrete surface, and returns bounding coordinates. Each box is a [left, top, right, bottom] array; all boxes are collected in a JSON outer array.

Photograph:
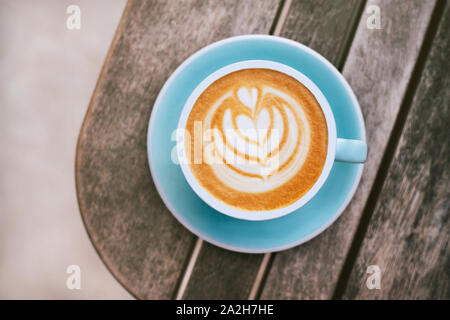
[[0, 0, 132, 299]]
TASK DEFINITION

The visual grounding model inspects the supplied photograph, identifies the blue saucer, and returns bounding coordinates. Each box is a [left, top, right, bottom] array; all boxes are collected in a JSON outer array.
[[147, 35, 365, 253]]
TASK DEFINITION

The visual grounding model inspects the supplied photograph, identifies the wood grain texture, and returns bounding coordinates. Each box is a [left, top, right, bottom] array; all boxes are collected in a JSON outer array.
[[343, 2, 450, 299], [182, 0, 364, 300], [76, 0, 281, 299], [261, 0, 437, 299]]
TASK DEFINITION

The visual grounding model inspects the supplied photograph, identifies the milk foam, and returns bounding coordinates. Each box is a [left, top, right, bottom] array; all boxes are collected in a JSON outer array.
[[202, 86, 311, 193]]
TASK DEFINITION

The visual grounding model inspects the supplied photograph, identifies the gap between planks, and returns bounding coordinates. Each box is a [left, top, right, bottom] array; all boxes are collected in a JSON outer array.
[[175, 238, 203, 300], [271, 0, 293, 36], [174, 0, 293, 300]]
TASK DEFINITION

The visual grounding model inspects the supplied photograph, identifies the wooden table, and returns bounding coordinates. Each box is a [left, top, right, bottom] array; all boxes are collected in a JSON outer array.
[[75, 0, 449, 299]]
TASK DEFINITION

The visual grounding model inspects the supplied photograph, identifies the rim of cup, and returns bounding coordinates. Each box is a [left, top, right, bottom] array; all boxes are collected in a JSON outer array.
[[177, 60, 337, 221]]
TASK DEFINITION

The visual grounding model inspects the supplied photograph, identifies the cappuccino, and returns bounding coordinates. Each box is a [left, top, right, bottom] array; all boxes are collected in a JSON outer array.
[[185, 68, 328, 211]]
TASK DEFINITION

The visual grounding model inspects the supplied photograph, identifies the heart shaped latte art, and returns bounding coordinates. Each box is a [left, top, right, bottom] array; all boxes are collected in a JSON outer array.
[[202, 85, 311, 193]]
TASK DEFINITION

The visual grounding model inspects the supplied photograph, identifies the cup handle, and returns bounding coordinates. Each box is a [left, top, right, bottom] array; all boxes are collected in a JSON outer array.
[[335, 138, 367, 163]]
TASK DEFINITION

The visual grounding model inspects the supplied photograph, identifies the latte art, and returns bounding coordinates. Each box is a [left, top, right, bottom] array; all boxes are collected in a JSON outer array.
[[185, 69, 328, 211], [203, 86, 310, 193]]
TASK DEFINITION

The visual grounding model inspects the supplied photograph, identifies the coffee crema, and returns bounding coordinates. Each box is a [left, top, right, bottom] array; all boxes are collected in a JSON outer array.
[[185, 68, 328, 211]]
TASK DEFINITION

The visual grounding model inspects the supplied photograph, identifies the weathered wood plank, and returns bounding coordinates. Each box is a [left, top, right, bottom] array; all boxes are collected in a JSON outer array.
[[280, 0, 364, 68], [76, 0, 281, 299], [261, 0, 437, 299], [182, 0, 364, 300], [343, 2, 450, 299]]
